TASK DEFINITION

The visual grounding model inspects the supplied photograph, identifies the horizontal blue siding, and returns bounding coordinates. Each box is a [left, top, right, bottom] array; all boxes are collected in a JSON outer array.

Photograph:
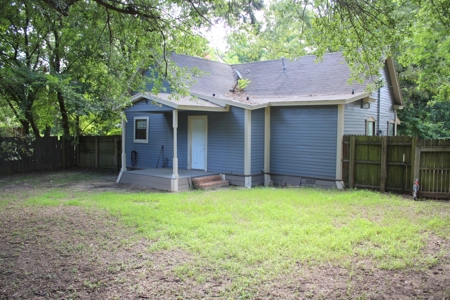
[[126, 100, 173, 112], [251, 108, 265, 175], [344, 65, 395, 135], [270, 106, 337, 179], [125, 112, 173, 169], [179, 107, 245, 174], [125, 107, 245, 173]]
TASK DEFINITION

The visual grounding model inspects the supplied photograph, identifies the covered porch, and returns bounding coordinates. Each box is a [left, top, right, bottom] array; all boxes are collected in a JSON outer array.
[[117, 168, 219, 191]]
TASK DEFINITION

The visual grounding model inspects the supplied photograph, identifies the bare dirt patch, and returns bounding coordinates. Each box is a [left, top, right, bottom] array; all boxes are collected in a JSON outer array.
[[1, 170, 450, 299]]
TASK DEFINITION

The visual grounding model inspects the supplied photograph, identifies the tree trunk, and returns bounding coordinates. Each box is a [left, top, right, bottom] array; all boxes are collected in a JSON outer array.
[[43, 126, 51, 137], [57, 91, 71, 138]]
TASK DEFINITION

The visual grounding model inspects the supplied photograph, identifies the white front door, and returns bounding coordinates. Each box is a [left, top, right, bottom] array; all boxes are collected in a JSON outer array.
[[189, 116, 207, 170]]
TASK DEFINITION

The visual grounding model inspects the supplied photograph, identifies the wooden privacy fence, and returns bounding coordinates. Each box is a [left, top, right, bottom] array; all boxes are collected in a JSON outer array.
[[77, 136, 121, 169], [342, 135, 450, 199], [0, 136, 121, 175], [0, 136, 75, 174]]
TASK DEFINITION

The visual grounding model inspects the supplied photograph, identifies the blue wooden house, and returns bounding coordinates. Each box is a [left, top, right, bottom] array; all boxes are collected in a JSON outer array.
[[117, 53, 403, 191]]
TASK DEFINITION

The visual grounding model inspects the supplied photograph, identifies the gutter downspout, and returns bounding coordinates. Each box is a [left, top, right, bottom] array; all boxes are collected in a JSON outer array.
[[376, 86, 381, 135]]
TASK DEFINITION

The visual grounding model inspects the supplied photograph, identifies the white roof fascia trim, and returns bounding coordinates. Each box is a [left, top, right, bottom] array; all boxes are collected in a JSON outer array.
[[131, 93, 229, 111], [148, 92, 374, 110], [178, 105, 230, 112], [386, 57, 404, 106], [269, 100, 346, 106], [191, 92, 253, 110], [268, 94, 371, 107], [191, 93, 271, 110], [131, 93, 178, 109], [344, 92, 372, 103]]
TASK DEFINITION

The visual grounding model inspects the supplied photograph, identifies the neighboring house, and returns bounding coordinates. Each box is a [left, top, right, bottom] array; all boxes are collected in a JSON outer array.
[[117, 52, 403, 191]]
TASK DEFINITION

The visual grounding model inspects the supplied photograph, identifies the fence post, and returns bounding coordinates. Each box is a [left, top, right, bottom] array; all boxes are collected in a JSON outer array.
[[114, 137, 118, 170], [380, 136, 387, 192], [349, 136, 356, 188], [413, 145, 421, 196], [95, 137, 99, 168], [410, 137, 417, 195]]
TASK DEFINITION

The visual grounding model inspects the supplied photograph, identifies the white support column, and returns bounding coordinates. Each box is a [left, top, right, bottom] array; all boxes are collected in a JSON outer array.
[[116, 117, 127, 183], [394, 109, 398, 136], [264, 106, 272, 186], [171, 109, 179, 192], [244, 109, 252, 188], [336, 104, 344, 180]]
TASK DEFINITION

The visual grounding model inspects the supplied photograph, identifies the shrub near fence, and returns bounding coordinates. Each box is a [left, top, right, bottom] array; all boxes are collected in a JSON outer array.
[[342, 135, 450, 199], [0, 137, 75, 174]]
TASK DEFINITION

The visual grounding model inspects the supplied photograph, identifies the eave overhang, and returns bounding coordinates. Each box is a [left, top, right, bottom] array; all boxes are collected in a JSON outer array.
[[386, 57, 404, 106], [130, 93, 230, 112], [191, 92, 370, 110]]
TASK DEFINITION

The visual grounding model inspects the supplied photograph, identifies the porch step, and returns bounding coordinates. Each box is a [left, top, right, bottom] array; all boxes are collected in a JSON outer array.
[[192, 175, 229, 190]]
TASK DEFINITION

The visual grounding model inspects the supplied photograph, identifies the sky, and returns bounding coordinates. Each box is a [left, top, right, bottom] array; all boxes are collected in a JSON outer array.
[[201, 21, 231, 52]]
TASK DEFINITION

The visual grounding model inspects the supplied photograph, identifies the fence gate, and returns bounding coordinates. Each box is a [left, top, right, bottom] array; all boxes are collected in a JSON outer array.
[[342, 136, 450, 199], [413, 144, 450, 198]]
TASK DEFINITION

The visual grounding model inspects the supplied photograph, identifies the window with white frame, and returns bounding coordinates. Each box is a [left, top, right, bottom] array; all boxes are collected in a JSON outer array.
[[365, 117, 376, 136], [388, 121, 395, 136], [134, 117, 149, 143]]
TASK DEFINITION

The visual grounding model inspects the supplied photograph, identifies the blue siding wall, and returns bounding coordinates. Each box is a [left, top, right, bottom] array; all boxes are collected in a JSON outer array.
[[125, 112, 174, 169], [251, 108, 265, 175], [270, 106, 337, 179], [125, 107, 245, 174], [344, 65, 396, 135], [178, 107, 245, 174]]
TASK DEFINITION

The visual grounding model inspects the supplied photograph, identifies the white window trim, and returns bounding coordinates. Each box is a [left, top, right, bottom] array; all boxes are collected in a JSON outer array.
[[134, 116, 149, 143], [365, 116, 376, 136], [387, 119, 397, 136]]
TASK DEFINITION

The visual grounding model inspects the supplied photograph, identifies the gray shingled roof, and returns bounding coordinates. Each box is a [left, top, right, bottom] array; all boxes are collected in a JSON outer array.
[[170, 52, 373, 99], [171, 53, 236, 97], [231, 53, 372, 98], [138, 52, 379, 109]]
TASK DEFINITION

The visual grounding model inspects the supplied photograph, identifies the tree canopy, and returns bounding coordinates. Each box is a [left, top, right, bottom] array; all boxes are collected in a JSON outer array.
[[225, 0, 449, 99], [0, 0, 249, 138], [1, 0, 449, 139]]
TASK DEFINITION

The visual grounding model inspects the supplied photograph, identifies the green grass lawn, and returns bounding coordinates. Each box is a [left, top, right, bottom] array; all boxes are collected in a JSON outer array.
[[3, 172, 450, 294]]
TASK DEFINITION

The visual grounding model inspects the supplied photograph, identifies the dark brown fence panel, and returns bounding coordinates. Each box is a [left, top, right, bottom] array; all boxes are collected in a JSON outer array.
[[1, 135, 119, 175], [77, 136, 121, 170], [0, 137, 75, 174], [343, 135, 450, 199]]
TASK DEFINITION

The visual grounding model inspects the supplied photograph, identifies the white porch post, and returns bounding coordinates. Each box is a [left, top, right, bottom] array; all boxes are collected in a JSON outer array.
[[116, 117, 127, 183], [394, 109, 398, 136], [336, 104, 344, 180], [171, 109, 179, 191], [264, 106, 272, 186], [244, 109, 252, 188]]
